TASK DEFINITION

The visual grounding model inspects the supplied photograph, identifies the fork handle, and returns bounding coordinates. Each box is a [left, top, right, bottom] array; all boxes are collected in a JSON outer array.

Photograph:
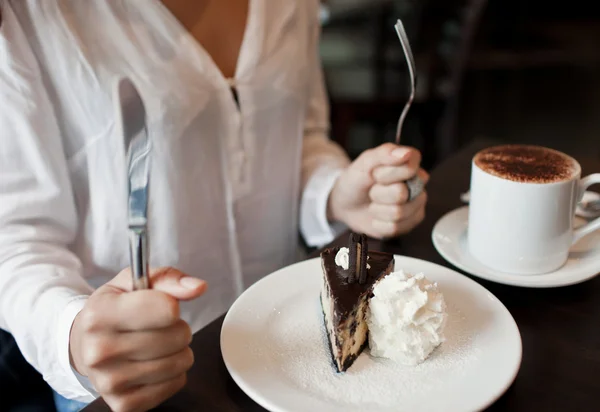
[[128, 227, 150, 290], [405, 175, 425, 202]]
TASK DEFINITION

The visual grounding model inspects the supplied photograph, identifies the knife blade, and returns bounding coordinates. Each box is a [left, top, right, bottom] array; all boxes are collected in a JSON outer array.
[[118, 77, 151, 290]]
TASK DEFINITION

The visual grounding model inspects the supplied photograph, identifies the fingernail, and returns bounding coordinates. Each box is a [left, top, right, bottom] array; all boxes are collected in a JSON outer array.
[[392, 148, 410, 159], [180, 277, 205, 289]]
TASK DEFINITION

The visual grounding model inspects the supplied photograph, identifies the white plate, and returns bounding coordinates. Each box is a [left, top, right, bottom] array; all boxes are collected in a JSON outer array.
[[221, 256, 522, 412], [432, 206, 600, 288]]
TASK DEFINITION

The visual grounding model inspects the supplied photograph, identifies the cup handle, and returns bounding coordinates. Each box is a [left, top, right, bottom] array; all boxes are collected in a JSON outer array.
[[572, 173, 600, 244]]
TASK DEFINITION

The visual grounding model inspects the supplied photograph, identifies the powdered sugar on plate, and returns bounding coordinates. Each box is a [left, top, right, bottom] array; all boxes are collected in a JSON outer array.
[[223, 257, 521, 412], [253, 291, 481, 411]]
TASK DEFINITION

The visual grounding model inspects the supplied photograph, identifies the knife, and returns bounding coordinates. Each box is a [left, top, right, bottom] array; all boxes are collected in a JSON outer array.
[[118, 77, 151, 290]]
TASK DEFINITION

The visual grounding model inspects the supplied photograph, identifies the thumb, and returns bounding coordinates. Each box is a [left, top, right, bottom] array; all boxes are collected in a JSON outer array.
[[104, 266, 207, 301]]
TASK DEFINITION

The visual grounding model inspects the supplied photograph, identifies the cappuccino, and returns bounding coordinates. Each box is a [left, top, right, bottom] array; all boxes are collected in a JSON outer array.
[[468, 145, 600, 275], [474, 144, 578, 184]]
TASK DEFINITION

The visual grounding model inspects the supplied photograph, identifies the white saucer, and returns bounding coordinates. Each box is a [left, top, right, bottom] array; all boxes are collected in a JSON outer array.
[[221, 256, 522, 412], [432, 206, 600, 288]]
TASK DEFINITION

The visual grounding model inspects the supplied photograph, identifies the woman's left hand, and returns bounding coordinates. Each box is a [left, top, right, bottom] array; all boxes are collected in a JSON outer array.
[[327, 143, 429, 239]]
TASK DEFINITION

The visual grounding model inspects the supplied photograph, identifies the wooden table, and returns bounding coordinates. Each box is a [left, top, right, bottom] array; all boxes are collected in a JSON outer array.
[[84, 139, 600, 411]]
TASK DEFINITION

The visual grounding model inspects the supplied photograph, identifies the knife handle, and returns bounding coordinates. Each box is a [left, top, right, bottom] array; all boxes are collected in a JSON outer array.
[[128, 227, 150, 290]]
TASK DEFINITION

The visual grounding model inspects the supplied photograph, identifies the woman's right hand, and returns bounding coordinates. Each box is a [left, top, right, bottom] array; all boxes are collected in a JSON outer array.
[[69, 267, 207, 412]]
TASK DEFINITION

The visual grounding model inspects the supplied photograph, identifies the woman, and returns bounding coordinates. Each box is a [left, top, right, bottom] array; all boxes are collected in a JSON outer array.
[[0, 1, 428, 411]]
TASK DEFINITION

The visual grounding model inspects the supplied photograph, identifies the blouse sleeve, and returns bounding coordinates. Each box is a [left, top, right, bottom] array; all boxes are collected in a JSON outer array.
[[299, 2, 351, 248], [0, 2, 97, 402]]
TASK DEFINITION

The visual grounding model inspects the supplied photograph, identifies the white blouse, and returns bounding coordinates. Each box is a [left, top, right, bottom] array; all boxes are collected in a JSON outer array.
[[0, 0, 350, 401]]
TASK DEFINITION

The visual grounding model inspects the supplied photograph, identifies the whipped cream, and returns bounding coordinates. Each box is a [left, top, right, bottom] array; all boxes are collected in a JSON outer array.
[[334, 247, 350, 269], [335, 247, 370, 270], [367, 270, 447, 365]]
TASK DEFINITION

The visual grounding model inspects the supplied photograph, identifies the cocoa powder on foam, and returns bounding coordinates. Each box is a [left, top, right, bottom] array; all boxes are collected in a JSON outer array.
[[474, 144, 578, 184]]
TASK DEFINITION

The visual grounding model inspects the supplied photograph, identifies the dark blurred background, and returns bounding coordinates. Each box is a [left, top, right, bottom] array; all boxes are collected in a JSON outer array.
[[319, 0, 600, 169]]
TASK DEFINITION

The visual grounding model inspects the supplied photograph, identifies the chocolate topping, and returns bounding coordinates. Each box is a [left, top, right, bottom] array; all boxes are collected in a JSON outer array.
[[321, 247, 394, 324], [474, 144, 577, 184]]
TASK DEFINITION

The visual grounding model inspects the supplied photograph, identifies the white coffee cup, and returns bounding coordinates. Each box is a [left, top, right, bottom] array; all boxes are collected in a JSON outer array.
[[467, 144, 600, 275]]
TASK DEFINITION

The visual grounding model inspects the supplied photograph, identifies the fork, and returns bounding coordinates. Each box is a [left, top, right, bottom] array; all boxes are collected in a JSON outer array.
[[394, 19, 417, 145], [393, 19, 423, 201]]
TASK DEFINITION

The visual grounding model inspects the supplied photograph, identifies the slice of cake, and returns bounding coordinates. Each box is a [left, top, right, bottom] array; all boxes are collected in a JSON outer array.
[[320, 233, 394, 372]]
